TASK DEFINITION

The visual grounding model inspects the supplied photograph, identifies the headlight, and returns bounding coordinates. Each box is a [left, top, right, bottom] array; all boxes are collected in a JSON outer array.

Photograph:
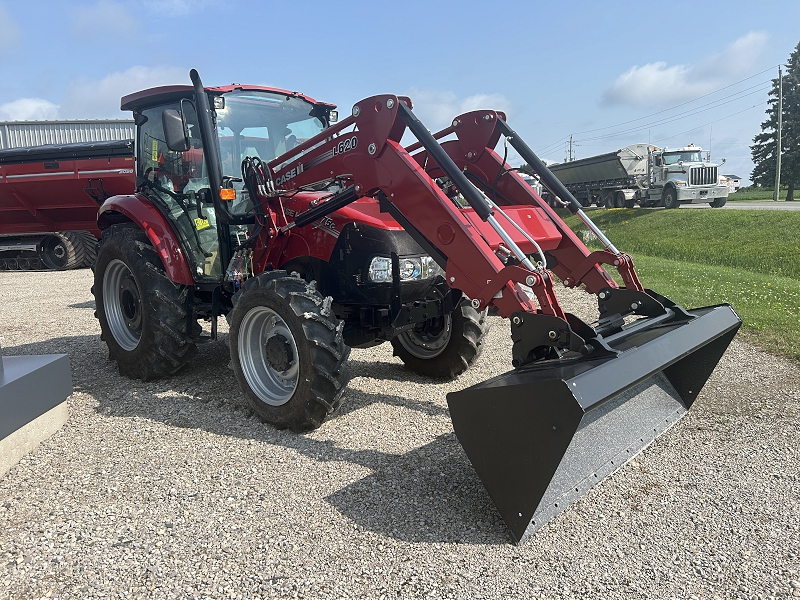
[[399, 257, 421, 280], [368, 256, 391, 282], [368, 255, 443, 282], [420, 256, 444, 279]]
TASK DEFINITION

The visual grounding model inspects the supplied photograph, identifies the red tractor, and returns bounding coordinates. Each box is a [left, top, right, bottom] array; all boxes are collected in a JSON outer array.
[[93, 70, 740, 544]]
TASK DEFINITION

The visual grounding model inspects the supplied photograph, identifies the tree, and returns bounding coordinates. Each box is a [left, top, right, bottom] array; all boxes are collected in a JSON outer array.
[[751, 42, 800, 200]]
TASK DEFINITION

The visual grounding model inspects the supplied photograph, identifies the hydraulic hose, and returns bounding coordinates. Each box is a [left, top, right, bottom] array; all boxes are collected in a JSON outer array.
[[495, 118, 621, 256]]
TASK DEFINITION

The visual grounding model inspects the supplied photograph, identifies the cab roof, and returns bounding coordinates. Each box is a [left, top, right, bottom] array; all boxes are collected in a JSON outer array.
[[120, 84, 336, 112]]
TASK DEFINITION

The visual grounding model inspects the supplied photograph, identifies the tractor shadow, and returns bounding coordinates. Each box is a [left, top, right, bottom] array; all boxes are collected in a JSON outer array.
[[68, 300, 96, 309], [3, 334, 509, 545], [345, 358, 445, 384]]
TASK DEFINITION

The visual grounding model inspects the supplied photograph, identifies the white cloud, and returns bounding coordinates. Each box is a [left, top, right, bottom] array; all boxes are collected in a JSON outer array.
[[0, 98, 60, 121], [406, 88, 511, 131], [71, 0, 140, 37], [0, 2, 21, 56], [601, 31, 769, 108], [59, 65, 188, 118]]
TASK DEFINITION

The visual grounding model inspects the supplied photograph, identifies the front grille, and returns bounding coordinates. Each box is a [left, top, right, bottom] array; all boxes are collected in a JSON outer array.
[[690, 165, 717, 186]]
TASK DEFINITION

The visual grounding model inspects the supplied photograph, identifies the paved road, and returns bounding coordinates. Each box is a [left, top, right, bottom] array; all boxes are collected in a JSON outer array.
[[684, 200, 800, 210]]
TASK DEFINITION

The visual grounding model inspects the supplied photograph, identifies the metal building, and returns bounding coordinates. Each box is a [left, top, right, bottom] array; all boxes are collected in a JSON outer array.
[[0, 120, 134, 150]]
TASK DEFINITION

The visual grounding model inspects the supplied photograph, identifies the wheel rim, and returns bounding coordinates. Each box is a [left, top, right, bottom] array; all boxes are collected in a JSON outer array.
[[397, 314, 452, 359], [40, 236, 68, 269], [103, 259, 142, 351], [238, 306, 299, 406]]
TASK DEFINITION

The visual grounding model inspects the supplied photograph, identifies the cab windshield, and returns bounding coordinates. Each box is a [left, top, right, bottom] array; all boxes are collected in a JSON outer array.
[[215, 90, 326, 179], [663, 151, 703, 165]]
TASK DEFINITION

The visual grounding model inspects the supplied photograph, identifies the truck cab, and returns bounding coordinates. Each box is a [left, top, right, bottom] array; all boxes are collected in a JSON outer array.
[[649, 145, 728, 208]]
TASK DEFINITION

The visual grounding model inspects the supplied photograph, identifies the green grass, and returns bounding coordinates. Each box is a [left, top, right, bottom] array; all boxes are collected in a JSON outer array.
[[727, 187, 773, 201], [632, 256, 800, 361], [556, 208, 800, 361], [561, 208, 800, 279]]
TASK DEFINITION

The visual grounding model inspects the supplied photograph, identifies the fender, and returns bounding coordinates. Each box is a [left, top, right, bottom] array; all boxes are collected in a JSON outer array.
[[98, 193, 195, 285]]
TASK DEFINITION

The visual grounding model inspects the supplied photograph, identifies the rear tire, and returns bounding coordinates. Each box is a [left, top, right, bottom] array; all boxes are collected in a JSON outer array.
[[391, 299, 489, 379], [663, 188, 680, 209], [40, 231, 93, 270], [614, 191, 626, 208], [229, 271, 350, 432], [93, 223, 198, 381], [76, 231, 99, 267]]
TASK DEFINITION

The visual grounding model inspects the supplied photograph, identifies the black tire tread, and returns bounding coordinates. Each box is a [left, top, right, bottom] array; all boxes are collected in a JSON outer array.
[[230, 271, 349, 432], [391, 300, 490, 379], [663, 188, 680, 209], [75, 230, 99, 268], [93, 223, 198, 381]]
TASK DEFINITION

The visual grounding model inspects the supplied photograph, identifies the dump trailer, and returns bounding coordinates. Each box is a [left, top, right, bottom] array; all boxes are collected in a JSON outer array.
[[544, 144, 729, 209], [0, 139, 135, 270], [93, 70, 740, 544]]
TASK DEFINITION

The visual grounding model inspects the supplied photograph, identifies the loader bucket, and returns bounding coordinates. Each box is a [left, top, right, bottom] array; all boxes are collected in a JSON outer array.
[[447, 303, 740, 544]]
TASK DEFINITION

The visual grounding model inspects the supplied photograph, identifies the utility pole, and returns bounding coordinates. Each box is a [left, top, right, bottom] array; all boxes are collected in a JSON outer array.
[[568, 134, 574, 162], [774, 66, 783, 201]]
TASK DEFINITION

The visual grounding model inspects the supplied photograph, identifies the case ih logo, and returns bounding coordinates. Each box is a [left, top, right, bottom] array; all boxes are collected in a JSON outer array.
[[275, 136, 358, 187], [276, 164, 304, 187]]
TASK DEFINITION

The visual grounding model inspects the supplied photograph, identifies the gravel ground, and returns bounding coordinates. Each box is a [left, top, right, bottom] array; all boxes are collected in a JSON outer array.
[[0, 268, 798, 600]]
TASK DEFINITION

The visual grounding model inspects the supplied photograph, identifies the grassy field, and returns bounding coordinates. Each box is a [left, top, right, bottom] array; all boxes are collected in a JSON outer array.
[[730, 186, 795, 201], [559, 208, 800, 361], [727, 187, 773, 201]]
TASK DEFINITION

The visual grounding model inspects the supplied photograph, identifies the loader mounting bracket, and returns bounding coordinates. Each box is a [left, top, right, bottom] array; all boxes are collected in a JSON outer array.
[[597, 287, 668, 320], [511, 312, 615, 367]]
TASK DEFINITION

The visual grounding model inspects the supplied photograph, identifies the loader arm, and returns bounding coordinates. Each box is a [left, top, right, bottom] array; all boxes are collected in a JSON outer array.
[[263, 95, 561, 322], [252, 93, 741, 545], [408, 110, 644, 294]]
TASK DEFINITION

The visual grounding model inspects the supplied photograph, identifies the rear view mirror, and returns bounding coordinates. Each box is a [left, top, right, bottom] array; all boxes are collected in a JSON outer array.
[[162, 109, 190, 152]]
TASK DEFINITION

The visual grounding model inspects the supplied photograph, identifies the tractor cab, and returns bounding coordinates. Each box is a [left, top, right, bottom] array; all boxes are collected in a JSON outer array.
[[120, 83, 336, 281]]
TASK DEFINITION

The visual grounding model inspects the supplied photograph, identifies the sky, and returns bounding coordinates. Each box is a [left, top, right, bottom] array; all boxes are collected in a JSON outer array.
[[1, 0, 798, 184]]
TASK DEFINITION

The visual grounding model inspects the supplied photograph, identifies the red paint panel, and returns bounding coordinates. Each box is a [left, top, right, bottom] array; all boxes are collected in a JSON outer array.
[[461, 206, 562, 253], [0, 155, 134, 238], [98, 194, 194, 285]]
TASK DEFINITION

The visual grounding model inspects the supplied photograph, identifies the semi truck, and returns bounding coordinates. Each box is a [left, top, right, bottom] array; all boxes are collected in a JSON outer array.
[[0, 137, 135, 270], [543, 144, 729, 209]]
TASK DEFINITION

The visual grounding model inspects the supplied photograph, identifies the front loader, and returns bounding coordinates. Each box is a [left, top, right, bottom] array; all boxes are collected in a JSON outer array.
[[94, 70, 740, 544]]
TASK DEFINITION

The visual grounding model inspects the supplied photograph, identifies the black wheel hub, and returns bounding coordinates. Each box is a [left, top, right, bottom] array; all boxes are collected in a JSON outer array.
[[119, 274, 142, 332], [40, 236, 68, 269], [265, 334, 293, 372]]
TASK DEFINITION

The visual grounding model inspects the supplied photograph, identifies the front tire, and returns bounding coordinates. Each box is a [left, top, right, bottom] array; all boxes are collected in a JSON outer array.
[[710, 197, 727, 208], [93, 223, 198, 380], [391, 299, 489, 379], [663, 188, 680, 209], [229, 271, 349, 432]]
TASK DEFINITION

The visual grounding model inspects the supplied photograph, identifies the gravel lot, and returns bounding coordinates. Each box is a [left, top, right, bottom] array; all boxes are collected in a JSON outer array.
[[1, 269, 798, 600]]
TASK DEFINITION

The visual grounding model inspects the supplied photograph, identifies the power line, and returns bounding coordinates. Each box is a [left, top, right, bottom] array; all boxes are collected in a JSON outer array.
[[534, 64, 779, 155], [571, 66, 778, 135], [655, 104, 762, 144], [575, 85, 770, 143]]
